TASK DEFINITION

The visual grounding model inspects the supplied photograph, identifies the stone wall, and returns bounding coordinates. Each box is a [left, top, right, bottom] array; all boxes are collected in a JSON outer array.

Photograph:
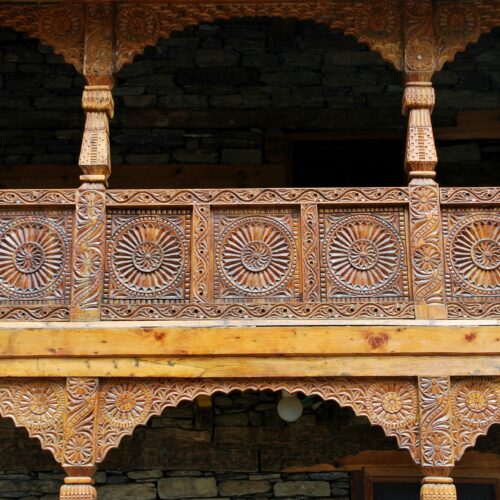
[[0, 21, 499, 187]]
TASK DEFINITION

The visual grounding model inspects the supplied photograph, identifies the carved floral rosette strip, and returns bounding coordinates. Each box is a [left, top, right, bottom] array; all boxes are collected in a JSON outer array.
[[451, 377, 500, 461], [440, 187, 500, 205], [114, 0, 403, 73], [106, 188, 409, 206], [101, 301, 415, 320], [96, 377, 420, 463], [191, 205, 211, 303], [63, 378, 99, 470], [0, 379, 65, 463], [71, 187, 106, 320], [301, 204, 321, 302], [418, 377, 454, 467], [408, 183, 447, 318]]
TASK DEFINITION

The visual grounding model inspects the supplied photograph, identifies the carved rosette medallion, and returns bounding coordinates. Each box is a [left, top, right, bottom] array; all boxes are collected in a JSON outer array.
[[355, 4, 400, 45], [323, 214, 404, 296], [15, 381, 65, 430], [116, 5, 159, 43], [452, 379, 499, 428], [101, 382, 153, 429], [446, 214, 499, 296], [216, 216, 296, 297], [366, 380, 418, 429], [109, 216, 187, 298], [39, 6, 84, 44], [434, 4, 480, 45], [0, 217, 68, 300]]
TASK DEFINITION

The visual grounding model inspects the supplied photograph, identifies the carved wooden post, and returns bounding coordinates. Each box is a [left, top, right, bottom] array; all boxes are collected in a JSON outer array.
[[61, 378, 99, 500], [418, 377, 457, 500], [71, 1, 115, 321], [403, 0, 447, 320]]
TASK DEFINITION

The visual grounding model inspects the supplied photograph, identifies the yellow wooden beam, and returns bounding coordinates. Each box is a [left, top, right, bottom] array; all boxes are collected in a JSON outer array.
[[0, 355, 498, 377], [0, 321, 498, 358]]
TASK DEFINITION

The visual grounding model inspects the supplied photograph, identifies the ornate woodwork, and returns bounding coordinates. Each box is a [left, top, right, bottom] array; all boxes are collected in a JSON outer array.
[[0, 186, 497, 320]]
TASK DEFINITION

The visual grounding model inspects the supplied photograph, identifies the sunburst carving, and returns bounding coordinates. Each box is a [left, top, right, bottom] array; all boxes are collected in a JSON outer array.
[[323, 214, 404, 295], [447, 214, 499, 295], [109, 216, 187, 298], [216, 216, 296, 297], [0, 217, 68, 300]]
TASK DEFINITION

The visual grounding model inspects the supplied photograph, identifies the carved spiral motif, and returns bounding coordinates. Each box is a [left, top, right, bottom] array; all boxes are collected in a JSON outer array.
[[435, 4, 480, 44], [452, 379, 499, 427], [101, 382, 153, 429], [447, 214, 499, 295], [109, 216, 186, 298], [40, 6, 84, 43], [217, 216, 296, 296], [0, 217, 68, 299], [323, 214, 403, 295], [116, 6, 159, 43], [15, 381, 65, 430], [366, 380, 417, 429]]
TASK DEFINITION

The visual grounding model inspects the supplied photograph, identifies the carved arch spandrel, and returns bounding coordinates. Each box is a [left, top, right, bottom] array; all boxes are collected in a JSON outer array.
[[0, 378, 66, 463], [96, 377, 420, 463], [451, 377, 500, 461], [114, 0, 404, 72], [0, 5, 84, 72], [434, 0, 500, 71]]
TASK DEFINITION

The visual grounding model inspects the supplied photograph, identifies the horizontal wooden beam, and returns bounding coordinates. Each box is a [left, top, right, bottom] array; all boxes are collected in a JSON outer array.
[[0, 354, 499, 377], [0, 322, 498, 358]]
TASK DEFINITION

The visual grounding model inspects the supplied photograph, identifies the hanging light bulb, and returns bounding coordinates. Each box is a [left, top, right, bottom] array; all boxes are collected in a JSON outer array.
[[277, 390, 303, 422]]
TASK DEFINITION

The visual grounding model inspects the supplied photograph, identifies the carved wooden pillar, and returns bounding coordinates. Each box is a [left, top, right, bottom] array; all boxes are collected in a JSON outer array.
[[61, 378, 99, 500], [418, 377, 456, 500], [71, 2, 115, 321]]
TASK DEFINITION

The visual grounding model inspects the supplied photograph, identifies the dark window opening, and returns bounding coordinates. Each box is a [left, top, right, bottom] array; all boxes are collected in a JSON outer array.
[[291, 139, 405, 187]]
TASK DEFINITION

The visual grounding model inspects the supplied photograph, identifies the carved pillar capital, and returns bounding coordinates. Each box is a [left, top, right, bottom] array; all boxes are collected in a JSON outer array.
[[420, 475, 457, 500]]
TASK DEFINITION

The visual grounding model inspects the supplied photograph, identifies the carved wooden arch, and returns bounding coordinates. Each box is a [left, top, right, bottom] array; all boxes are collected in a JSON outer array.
[[0, 4, 85, 73], [0, 376, 499, 472], [113, 0, 404, 72]]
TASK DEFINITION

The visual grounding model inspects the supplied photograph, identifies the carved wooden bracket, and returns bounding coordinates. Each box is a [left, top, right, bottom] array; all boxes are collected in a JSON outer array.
[[0, 377, 498, 470]]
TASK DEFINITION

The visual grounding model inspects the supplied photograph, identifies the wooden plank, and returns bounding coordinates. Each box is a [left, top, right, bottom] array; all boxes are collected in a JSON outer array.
[[0, 355, 498, 377], [0, 323, 498, 358]]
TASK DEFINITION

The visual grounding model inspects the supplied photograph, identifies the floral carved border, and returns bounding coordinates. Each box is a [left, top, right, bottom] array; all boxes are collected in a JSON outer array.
[[96, 377, 421, 463]]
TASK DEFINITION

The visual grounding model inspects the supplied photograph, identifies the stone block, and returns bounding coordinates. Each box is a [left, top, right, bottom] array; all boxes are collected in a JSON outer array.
[[281, 53, 322, 69], [324, 51, 384, 66], [158, 477, 218, 499], [98, 483, 157, 500], [322, 72, 377, 87], [160, 95, 208, 109], [195, 49, 240, 67], [123, 95, 157, 108], [260, 71, 321, 86], [218, 480, 271, 496], [274, 481, 331, 497], [173, 149, 218, 163], [127, 470, 163, 480], [176, 67, 260, 86], [215, 412, 251, 425]]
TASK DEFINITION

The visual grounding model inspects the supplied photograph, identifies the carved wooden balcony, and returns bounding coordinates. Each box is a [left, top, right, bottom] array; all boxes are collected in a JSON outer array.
[[0, 185, 497, 322]]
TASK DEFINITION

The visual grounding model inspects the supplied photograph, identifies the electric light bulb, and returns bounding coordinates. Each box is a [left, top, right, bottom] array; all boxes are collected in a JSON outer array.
[[277, 391, 303, 422]]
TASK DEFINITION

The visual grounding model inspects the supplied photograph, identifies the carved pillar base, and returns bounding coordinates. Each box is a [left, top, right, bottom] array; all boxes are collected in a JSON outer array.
[[60, 478, 96, 500], [421, 477, 456, 500]]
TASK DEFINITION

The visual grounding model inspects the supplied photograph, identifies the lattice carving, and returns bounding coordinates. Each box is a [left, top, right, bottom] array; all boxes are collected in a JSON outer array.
[[95, 377, 420, 463], [320, 209, 408, 299], [105, 211, 190, 302], [451, 377, 500, 461], [113, 0, 403, 72], [0, 379, 65, 463], [419, 378, 455, 468], [408, 181, 447, 319], [213, 210, 299, 301], [71, 187, 106, 321], [106, 188, 410, 206]]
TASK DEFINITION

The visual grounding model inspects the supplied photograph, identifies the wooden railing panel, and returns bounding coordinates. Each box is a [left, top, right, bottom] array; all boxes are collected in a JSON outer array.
[[0, 186, 497, 321]]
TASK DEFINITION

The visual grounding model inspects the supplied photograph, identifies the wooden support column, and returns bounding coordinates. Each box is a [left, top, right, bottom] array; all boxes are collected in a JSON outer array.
[[60, 378, 99, 500], [418, 377, 456, 500], [71, 1, 115, 321]]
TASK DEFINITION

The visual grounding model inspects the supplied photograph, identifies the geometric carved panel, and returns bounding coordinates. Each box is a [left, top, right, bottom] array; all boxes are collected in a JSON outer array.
[[213, 208, 300, 302], [0, 211, 72, 304], [320, 208, 409, 300], [443, 209, 499, 299], [105, 210, 191, 303]]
